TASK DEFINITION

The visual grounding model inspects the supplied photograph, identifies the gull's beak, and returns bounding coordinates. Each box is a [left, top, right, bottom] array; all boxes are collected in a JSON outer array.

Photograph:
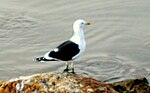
[[85, 22, 91, 25]]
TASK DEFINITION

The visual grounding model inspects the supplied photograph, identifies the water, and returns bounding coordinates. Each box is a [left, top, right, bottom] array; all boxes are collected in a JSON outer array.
[[0, 0, 149, 83]]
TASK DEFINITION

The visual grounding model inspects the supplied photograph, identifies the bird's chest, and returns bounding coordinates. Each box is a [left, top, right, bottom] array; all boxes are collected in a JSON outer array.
[[78, 40, 86, 53], [70, 35, 86, 52]]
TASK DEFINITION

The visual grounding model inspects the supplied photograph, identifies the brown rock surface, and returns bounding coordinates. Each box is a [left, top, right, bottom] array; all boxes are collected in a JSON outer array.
[[0, 72, 116, 93], [0, 72, 149, 93]]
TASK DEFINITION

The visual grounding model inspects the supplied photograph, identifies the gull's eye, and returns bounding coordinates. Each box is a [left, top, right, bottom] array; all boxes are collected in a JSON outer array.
[[81, 22, 84, 24]]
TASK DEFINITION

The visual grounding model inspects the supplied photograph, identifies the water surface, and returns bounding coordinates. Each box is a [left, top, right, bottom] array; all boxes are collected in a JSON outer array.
[[0, 0, 149, 83]]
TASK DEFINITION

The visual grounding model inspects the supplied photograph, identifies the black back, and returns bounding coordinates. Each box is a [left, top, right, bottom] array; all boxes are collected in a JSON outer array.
[[49, 40, 80, 61]]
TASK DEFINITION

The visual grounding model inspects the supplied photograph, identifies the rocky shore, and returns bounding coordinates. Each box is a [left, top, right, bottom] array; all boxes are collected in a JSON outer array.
[[0, 72, 149, 93]]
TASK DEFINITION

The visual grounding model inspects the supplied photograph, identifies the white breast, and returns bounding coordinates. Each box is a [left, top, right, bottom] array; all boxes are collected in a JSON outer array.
[[70, 35, 86, 60]]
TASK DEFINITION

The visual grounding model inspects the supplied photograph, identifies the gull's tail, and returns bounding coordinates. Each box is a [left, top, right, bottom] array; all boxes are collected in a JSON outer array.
[[34, 57, 57, 62]]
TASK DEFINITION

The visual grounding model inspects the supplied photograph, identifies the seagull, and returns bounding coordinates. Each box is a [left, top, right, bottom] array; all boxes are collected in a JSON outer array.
[[34, 19, 90, 73]]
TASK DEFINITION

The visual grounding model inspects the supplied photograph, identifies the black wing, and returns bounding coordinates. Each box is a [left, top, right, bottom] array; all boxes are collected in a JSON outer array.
[[49, 40, 80, 61]]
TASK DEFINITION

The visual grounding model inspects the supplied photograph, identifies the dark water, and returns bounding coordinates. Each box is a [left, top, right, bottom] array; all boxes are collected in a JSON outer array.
[[0, 0, 149, 83]]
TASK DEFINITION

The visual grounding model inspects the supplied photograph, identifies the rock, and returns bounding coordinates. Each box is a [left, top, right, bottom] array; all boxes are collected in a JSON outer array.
[[0, 72, 116, 93], [109, 77, 150, 93], [0, 72, 149, 93]]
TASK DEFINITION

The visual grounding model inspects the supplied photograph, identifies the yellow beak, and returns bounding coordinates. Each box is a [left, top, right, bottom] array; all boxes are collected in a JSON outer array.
[[85, 22, 91, 25]]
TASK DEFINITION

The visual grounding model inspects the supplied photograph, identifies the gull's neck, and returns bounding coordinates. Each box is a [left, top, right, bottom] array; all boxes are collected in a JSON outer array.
[[70, 27, 85, 44]]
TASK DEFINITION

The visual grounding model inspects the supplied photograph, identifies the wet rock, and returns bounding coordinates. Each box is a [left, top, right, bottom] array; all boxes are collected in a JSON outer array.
[[109, 77, 150, 93]]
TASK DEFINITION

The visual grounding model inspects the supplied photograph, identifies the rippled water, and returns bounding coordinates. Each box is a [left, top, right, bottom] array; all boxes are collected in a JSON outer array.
[[0, 0, 149, 83]]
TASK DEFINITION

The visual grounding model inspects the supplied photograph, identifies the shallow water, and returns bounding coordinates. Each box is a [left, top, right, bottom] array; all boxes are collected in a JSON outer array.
[[0, 0, 149, 83]]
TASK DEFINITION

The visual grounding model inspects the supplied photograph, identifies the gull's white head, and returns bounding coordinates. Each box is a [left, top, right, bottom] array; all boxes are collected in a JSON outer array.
[[70, 19, 90, 45], [73, 19, 90, 33]]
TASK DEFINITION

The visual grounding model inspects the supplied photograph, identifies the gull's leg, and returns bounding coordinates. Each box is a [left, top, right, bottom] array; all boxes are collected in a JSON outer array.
[[70, 62, 75, 74], [63, 61, 70, 72]]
